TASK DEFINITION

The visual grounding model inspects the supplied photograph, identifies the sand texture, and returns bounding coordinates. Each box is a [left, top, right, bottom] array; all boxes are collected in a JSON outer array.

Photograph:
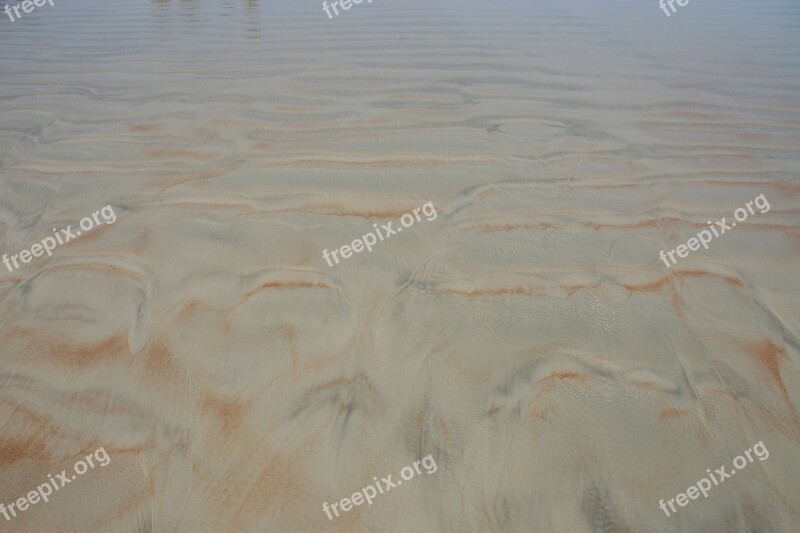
[[1, 0, 799, 531]]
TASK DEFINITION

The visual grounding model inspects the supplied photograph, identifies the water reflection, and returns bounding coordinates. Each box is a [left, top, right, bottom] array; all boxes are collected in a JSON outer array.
[[244, 0, 261, 39], [149, 0, 260, 40]]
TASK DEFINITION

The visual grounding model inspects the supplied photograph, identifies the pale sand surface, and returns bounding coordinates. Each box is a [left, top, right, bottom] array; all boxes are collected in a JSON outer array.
[[1, 0, 799, 531]]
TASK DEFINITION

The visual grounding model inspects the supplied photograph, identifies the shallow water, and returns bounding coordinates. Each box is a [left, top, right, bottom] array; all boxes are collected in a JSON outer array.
[[1, 0, 799, 531]]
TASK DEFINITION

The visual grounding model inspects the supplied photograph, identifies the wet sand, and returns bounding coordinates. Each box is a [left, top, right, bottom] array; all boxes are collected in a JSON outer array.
[[1, 0, 799, 531]]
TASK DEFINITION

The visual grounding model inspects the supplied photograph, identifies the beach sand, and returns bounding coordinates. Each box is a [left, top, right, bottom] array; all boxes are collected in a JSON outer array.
[[0, 0, 799, 531]]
